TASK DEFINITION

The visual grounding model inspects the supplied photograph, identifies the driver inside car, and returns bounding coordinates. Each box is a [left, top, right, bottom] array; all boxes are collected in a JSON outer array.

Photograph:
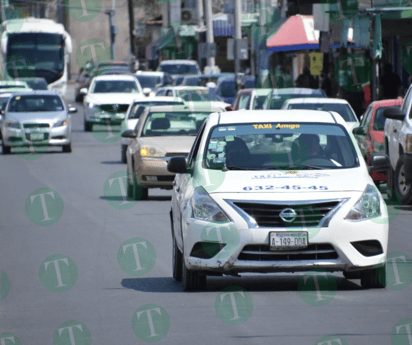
[[291, 134, 324, 164]]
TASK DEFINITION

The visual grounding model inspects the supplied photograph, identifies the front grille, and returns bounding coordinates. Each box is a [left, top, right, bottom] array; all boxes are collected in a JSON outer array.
[[156, 176, 175, 182], [99, 104, 129, 113], [23, 123, 50, 128], [238, 243, 338, 261], [165, 152, 188, 157], [233, 201, 340, 228]]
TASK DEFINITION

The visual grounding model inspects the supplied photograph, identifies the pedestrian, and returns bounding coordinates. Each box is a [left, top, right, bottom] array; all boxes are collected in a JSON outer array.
[[321, 70, 333, 97], [380, 63, 401, 100], [295, 67, 316, 89]]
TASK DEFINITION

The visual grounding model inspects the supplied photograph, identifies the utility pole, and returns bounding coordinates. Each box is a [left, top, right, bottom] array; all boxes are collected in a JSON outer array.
[[196, 0, 203, 27], [234, 0, 242, 90], [204, 0, 215, 69], [105, 0, 117, 60], [127, 0, 135, 57]]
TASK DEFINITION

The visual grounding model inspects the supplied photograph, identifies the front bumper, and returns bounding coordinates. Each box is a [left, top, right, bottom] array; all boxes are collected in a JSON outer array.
[[182, 192, 389, 274], [2, 125, 71, 147], [134, 157, 175, 189]]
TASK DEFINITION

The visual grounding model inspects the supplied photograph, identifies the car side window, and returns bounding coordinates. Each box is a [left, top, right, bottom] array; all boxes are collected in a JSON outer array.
[[187, 122, 206, 168], [239, 93, 251, 109], [361, 106, 372, 127], [156, 89, 165, 96], [166, 90, 173, 97], [364, 107, 373, 130], [401, 87, 411, 115]]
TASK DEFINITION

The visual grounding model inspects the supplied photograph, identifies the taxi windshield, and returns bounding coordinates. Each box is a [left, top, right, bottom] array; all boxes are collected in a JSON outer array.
[[204, 123, 359, 170], [142, 111, 209, 136]]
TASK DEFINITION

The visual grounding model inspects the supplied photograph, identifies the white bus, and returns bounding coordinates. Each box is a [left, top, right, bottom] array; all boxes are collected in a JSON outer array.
[[0, 17, 72, 96]]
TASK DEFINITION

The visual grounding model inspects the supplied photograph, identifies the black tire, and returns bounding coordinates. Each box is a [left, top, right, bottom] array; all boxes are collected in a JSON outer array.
[[84, 120, 90, 132], [343, 271, 361, 280], [132, 180, 148, 201], [121, 144, 127, 163], [127, 176, 133, 199], [387, 168, 399, 201], [360, 264, 386, 289], [181, 259, 206, 291], [395, 155, 412, 205], [2, 140, 11, 155], [62, 143, 72, 153], [172, 237, 183, 282]]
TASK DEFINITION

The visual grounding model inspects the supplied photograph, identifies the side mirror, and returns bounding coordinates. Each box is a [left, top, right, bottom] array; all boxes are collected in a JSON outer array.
[[368, 154, 391, 172], [359, 115, 364, 121], [79, 88, 88, 95], [383, 107, 405, 121], [0, 109, 4, 115], [167, 156, 187, 173], [352, 126, 365, 135], [143, 87, 151, 96], [68, 106, 77, 114], [121, 129, 137, 138]]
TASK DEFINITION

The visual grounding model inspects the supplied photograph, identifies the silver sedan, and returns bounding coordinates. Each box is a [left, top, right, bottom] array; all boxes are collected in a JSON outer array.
[[0, 91, 77, 154]]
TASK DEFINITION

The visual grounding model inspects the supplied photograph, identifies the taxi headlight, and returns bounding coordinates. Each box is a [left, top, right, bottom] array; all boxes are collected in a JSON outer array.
[[140, 146, 166, 158], [54, 119, 68, 127], [191, 187, 230, 222], [345, 184, 381, 221], [6, 121, 20, 128]]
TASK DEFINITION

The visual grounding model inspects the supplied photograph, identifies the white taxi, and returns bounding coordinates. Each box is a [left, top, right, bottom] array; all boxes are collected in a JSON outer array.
[[168, 110, 390, 291]]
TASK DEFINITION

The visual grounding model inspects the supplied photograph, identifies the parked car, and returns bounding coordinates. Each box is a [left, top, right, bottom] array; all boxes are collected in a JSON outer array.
[[232, 88, 272, 110], [282, 98, 359, 130], [120, 96, 185, 163], [123, 104, 224, 200], [180, 73, 234, 87], [1, 91, 77, 154], [168, 109, 389, 291], [353, 99, 402, 184], [154, 86, 229, 109], [262, 88, 327, 110], [81, 75, 144, 132], [215, 76, 256, 104], [0, 80, 30, 94], [384, 88, 412, 204]]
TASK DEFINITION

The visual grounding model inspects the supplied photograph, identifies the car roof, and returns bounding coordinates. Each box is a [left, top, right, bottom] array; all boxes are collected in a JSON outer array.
[[216, 110, 346, 126], [132, 96, 184, 103], [285, 98, 349, 104], [144, 105, 224, 113], [370, 99, 403, 108], [159, 60, 198, 65], [270, 88, 324, 95], [136, 71, 164, 76], [0, 80, 29, 86], [167, 86, 209, 91], [93, 75, 137, 81], [219, 76, 255, 82], [238, 88, 272, 95], [10, 90, 62, 96]]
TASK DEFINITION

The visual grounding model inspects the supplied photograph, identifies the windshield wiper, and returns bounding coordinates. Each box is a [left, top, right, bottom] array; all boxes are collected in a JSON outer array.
[[293, 165, 325, 170]]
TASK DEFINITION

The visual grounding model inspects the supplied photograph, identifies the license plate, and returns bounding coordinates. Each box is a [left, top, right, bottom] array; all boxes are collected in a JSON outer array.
[[30, 133, 44, 141], [269, 232, 308, 251]]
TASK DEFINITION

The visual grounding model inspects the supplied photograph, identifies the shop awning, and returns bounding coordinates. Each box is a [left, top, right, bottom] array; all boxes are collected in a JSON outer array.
[[267, 15, 319, 52]]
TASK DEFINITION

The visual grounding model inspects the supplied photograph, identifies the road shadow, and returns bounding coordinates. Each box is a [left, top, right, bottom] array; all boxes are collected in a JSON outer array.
[[99, 195, 171, 202], [101, 161, 124, 165], [121, 275, 362, 293]]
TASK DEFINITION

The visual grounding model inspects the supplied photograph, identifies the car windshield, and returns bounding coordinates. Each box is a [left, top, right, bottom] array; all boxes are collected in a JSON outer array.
[[254, 95, 268, 109], [159, 64, 199, 75], [22, 79, 48, 90], [288, 103, 358, 122], [177, 90, 221, 102], [220, 79, 256, 98], [142, 111, 209, 136], [0, 96, 10, 111], [8, 95, 64, 112], [136, 75, 162, 89], [269, 93, 324, 109], [91, 80, 140, 93], [204, 123, 359, 170], [128, 101, 183, 119], [373, 106, 401, 131]]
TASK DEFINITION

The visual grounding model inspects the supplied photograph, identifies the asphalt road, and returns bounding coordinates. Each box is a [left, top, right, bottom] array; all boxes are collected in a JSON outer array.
[[1, 86, 412, 345]]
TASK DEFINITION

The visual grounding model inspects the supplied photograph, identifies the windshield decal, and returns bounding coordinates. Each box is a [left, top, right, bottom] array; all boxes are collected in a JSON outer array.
[[253, 124, 272, 129], [276, 123, 301, 129]]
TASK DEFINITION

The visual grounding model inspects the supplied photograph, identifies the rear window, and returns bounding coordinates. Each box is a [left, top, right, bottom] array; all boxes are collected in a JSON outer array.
[[142, 111, 209, 136], [128, 101, 184, 119], [288, 103, 357, 122], [373, 106, 400, 131], [219, 79, 255, 98], [91, 80, 140, 93], [159, 64, 199, 75], [269, 93, 324, 109]]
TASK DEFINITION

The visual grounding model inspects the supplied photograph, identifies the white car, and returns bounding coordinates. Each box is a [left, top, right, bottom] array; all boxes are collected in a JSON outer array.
[[120, 96, 185, 162], [81, 75, 144, 132], [135, 71, 170, 97], [282, 98, 360, 131], [157, 60, 201, 77], [168, 110, 390, 291], [155, 86, 230, 110]]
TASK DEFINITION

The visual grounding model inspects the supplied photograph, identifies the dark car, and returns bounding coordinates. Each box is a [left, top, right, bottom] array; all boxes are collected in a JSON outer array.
[[20, 78, 48, 90], [216, 76, 256, 104]]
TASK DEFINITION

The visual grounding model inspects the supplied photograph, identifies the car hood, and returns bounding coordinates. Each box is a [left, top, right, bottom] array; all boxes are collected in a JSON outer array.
[[6, 111, 67, 124], [86, 93, 143, 105], [204, 168, 369, 194], [138, 136, 195, 153]]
